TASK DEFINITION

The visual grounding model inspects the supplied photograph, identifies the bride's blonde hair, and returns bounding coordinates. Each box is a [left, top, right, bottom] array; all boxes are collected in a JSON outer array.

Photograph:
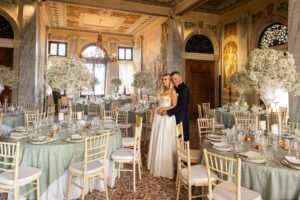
[[156, 73, 173, 100]]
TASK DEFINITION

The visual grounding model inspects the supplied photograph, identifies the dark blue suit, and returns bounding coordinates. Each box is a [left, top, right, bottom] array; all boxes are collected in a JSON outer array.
[[167, 83, 190, 141]]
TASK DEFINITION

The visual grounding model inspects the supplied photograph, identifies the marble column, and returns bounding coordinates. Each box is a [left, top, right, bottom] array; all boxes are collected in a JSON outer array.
[[288, 0, 300, 122], [167, 19, 183, 75], [18, 0, 38, 105]]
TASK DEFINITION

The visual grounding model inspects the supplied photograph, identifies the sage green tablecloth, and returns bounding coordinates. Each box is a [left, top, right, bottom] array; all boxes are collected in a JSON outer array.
[[200, 139, 300, 200], [4, 125, 122, 199], [2, 114, 24, 128]]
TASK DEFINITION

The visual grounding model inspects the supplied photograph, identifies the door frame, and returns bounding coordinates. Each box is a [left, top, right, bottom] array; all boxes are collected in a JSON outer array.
[[182, 30, 220, 107]]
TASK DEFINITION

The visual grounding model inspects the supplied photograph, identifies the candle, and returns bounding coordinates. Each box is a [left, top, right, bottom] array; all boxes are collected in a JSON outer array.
[[58, 112, 64, 121], [271, 124, 279, 135], [77, 112, 82, 120], [4, 97, 7, 110], [259, 121, 266, 130], [243, 102, 247, 106]]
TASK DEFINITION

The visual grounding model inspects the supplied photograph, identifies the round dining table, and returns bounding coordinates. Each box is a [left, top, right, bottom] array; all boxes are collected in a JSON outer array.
[[4, 123, 122, 200], [200, 139, 300, 200]]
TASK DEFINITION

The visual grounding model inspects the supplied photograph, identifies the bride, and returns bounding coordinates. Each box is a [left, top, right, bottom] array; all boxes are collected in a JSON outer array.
[[147, 73, 177, 179]]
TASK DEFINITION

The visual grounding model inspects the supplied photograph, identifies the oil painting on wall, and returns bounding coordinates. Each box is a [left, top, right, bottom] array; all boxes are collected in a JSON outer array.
[[223, 41, 238, 88]]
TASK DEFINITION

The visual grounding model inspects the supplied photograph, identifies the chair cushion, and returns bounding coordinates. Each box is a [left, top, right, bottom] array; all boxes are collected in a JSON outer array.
[[181, 164, 217, 183], [68, 160, 103, 175], [122, 137, 134, 146], [119, 123, 132, 128], [180, 149, 200, 161], [111, 148, 139, 160], [212, 182, 262, 200], [0, 166, 41, 186], [60, 108, 68, 113]]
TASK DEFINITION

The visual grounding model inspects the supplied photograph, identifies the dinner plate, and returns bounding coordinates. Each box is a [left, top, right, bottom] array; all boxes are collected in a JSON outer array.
[[281, 159, 300, 170], [9, 135, 28, 140], [282, 133, 294, 139], [240, 154, 267, 164], [206, 134, 222, 142], [66, 138, 84, 143], [15, 126, 27, 132], [212, 145, 233, 152], [30, 137, 53, 144]]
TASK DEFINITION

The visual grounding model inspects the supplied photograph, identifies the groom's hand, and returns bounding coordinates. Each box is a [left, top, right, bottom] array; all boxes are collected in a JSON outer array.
[[161, 110, 167, 116]]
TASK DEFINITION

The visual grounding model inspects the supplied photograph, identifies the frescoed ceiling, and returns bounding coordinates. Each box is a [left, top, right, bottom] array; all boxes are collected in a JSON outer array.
[[124, 0, 183, 7], [194, 0, 255, 14], [45, 1, 157, 36]]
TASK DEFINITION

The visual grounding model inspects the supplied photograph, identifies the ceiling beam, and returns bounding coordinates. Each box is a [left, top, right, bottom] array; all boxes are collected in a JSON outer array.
[[173, 0, 208, 15], [50, 0, 171, 17]]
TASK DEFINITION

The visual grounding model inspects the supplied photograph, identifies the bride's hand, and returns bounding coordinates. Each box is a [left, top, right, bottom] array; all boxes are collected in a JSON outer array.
[[157, 107, 165, 114]]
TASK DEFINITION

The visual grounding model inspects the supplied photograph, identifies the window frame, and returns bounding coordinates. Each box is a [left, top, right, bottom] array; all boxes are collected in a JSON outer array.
[[118, 46, 133, 61], [49, 41, 68, 57]]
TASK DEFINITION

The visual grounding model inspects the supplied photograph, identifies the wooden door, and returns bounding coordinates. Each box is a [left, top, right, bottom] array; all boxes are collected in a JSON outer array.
[[0, 47, 13, 103], [185, 59, 215, 119]]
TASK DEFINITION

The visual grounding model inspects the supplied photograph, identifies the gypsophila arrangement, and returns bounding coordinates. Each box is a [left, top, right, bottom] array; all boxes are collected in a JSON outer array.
[[230, 47, 300, 95], [229, 70, 252, 94], [132, 70, 155, 91], [110, 77, 122, 88], [45, 56, 96, 93], [0, 65, 18, 89]]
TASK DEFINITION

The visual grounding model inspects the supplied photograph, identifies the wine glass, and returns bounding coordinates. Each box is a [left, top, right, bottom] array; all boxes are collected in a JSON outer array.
[[285, 139, 295, 156], [295, 136, 300, 159]]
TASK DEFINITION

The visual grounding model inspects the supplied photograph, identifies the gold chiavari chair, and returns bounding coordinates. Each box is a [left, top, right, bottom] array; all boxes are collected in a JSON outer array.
[[202, 103, 210, 118], [235, 117, 258, 132], [176, 138, 216, 200], [72, 111, 84, 120], [234, 111, 250, 119], [25, 113, 39, 127], [111, 116, 143, 191], [198, 104, 202, 118], [111, 100, 120, 110], [47, 106, 55, 117], [284, 122, 300, 132], [99, 104, 105, 120], [47, 96, 54, 107], [67, 133, 110, 200], [23, 103, 37, 111], [204, 149, 262, 200], [197, 118, 215, 144], [142, 109, 152, 145], [118, 110, 132, 137], [87, 104, 98, 117], [0, 142, 42, 200], [38, 113, 46, 120], [104, 110, 118, 123]]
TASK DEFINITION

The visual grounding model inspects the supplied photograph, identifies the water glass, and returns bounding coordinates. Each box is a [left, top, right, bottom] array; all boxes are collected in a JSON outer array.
[[295, 136, 300, 159], [263, 144, 273, 163], [285, 139, 295, 156], [221, 135, 227, 144]]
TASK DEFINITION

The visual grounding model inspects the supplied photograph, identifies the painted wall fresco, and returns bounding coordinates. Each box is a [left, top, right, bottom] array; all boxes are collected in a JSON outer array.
[[223, 41, 238, 88], [142, 21, 168, 89], [224, 22, 237, 39]]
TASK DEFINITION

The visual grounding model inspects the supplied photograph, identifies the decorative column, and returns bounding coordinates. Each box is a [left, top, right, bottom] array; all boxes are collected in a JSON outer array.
[[167, 19, 183, 74], [18, 0, 38, 105], [288, 0, 300, 122]]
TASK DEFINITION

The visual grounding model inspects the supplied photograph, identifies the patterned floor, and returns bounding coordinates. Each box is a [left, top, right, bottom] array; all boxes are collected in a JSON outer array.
[[0, 120, 200, 200]]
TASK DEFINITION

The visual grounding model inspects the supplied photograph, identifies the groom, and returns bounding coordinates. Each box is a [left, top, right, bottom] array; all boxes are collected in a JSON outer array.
[[161, 71, 190, 141]]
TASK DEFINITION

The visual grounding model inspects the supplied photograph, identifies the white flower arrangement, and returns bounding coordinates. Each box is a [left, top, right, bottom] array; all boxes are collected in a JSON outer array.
[[132, 71, 155, 91], [229, 70, 252, 94], [110, 77, 122, 88], [230, 47, 300, 96], [45, 56, 96, 95], [0, 65, 18, 89]]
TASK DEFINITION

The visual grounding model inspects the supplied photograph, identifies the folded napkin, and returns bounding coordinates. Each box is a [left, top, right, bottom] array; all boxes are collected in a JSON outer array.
[[284, 156, 300, 166], [15, 126, 27, 131], [31, 136, 47, 142], [238, 151, 260, 159], [207, 134, 222, 139], [71, 134, 82, 141]]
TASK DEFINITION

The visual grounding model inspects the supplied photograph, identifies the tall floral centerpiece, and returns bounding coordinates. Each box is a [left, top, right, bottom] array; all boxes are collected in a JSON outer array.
[[0, 65, 18, 109], [110, 77, 122, 96], [229, 70, 252, 105], [230, 47, 300, 134], [132, 71, 155, 103], [46, 56, 96, 122]]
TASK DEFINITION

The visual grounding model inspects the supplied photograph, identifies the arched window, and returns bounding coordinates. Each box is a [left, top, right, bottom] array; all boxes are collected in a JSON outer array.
[[81, 44, 107, 95], [185, 34, 214, 54], [259, 23, 288, 48], [0, 15, 14, 39]]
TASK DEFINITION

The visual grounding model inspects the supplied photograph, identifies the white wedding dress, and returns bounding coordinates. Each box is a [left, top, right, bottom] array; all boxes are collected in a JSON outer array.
[[147, 95, 177, 179]]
